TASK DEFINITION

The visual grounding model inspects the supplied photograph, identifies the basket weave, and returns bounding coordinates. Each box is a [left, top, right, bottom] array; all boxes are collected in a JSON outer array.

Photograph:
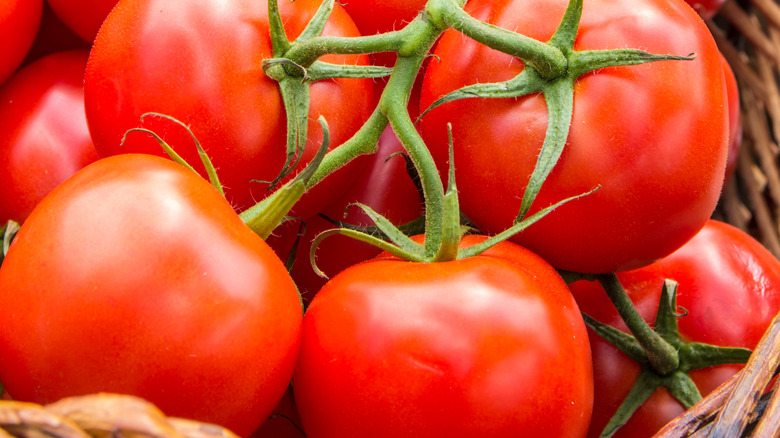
[[1, 0, 779, 436], [0, 394, 239, 438]]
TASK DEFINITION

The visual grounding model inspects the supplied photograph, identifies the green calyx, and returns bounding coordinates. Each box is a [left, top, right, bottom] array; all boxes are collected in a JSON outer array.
[[240, 117, 333, 240], [264, 0, 395, 188], [257, 0, 694, 273], [302, 0, 693, 273], [418, 0, 693, 221], [584, 279, 752, 438]]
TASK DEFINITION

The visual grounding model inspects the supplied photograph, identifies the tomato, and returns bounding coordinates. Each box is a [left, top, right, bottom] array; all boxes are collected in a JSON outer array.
[[293, 235, 593, 437], [0, 50, 97, 224], [0, 154, 302, 436], [0, 0, 42, 86], [721, 52, 742, 187], [419, 0, 728, 273], [45, 0, 118, 42], [569, 220, 780, 438], [266, 124, 423, 302], [84, 0, 375, 218]]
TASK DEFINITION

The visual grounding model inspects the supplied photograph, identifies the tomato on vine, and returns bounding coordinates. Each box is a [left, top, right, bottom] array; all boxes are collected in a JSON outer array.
[[419, 0, 729, 273], [569, 220, 780, 437], [294, 235, 594, 438]]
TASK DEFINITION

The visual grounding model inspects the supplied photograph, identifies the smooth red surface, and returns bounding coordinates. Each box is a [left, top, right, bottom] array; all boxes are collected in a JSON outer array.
[[0, 155, 303, 436], [294, 235, 594, 437], [0, 0, 42, 85], [0, 50, 97, 224]]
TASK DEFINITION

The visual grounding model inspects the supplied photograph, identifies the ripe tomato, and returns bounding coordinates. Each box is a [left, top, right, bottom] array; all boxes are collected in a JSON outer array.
[[0, 0, 42, 86], [45, 0, 118, 42], [569, 220, 780, 438], [0, 49, 97, 224], [419, 0, 728, 273], [0, 154, 303, 436], [293, 235, 593, 437], [84, 0, 375, 218]]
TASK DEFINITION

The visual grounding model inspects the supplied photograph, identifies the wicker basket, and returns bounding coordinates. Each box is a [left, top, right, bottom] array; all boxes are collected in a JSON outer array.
[[1, 0, 779, 436]]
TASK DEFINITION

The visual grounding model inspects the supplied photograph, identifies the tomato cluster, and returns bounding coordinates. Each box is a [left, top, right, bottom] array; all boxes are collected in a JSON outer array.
[[0, 0, 770, 437]]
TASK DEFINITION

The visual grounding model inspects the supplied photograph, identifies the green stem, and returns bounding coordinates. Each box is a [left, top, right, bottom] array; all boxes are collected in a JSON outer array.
[[383, 53, 445, 258], [429, 0, 567, 79], [597, 273, 680, 376], [306, 108, 388, 188], [285, 30, 407, 68]]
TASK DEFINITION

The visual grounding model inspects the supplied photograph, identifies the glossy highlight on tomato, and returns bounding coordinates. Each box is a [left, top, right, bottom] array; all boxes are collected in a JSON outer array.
[[0, 154, 303, 436], [294, 235, 594, 438], [419, 0, 729, 273], [0, 49, 97, 224]]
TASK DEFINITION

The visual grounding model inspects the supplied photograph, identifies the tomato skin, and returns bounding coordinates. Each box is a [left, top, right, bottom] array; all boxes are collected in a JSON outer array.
[[294, 235, 593, 438], [0, 50, 97, 224], [0, 0, 42, 86], [569, 220, 780, 438], [45, 0, 118, 42], [419, 0, 728, 273], [0, 154, 302, 436], [84, 0, 375, 218]]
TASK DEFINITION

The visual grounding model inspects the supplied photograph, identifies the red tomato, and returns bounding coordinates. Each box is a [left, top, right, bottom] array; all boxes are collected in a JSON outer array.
[[569, 220, 780, 438], [721, 53, 742, 187], [45, 0, 118, 42], [84, 0, 375, 218], [266, 124, 423, 302], [0, 50, 97, 224], [293, 235, 594, 437], [419, 0, 728, 273], [0, 0, 42, 85], [0, 154, 303, 436]]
